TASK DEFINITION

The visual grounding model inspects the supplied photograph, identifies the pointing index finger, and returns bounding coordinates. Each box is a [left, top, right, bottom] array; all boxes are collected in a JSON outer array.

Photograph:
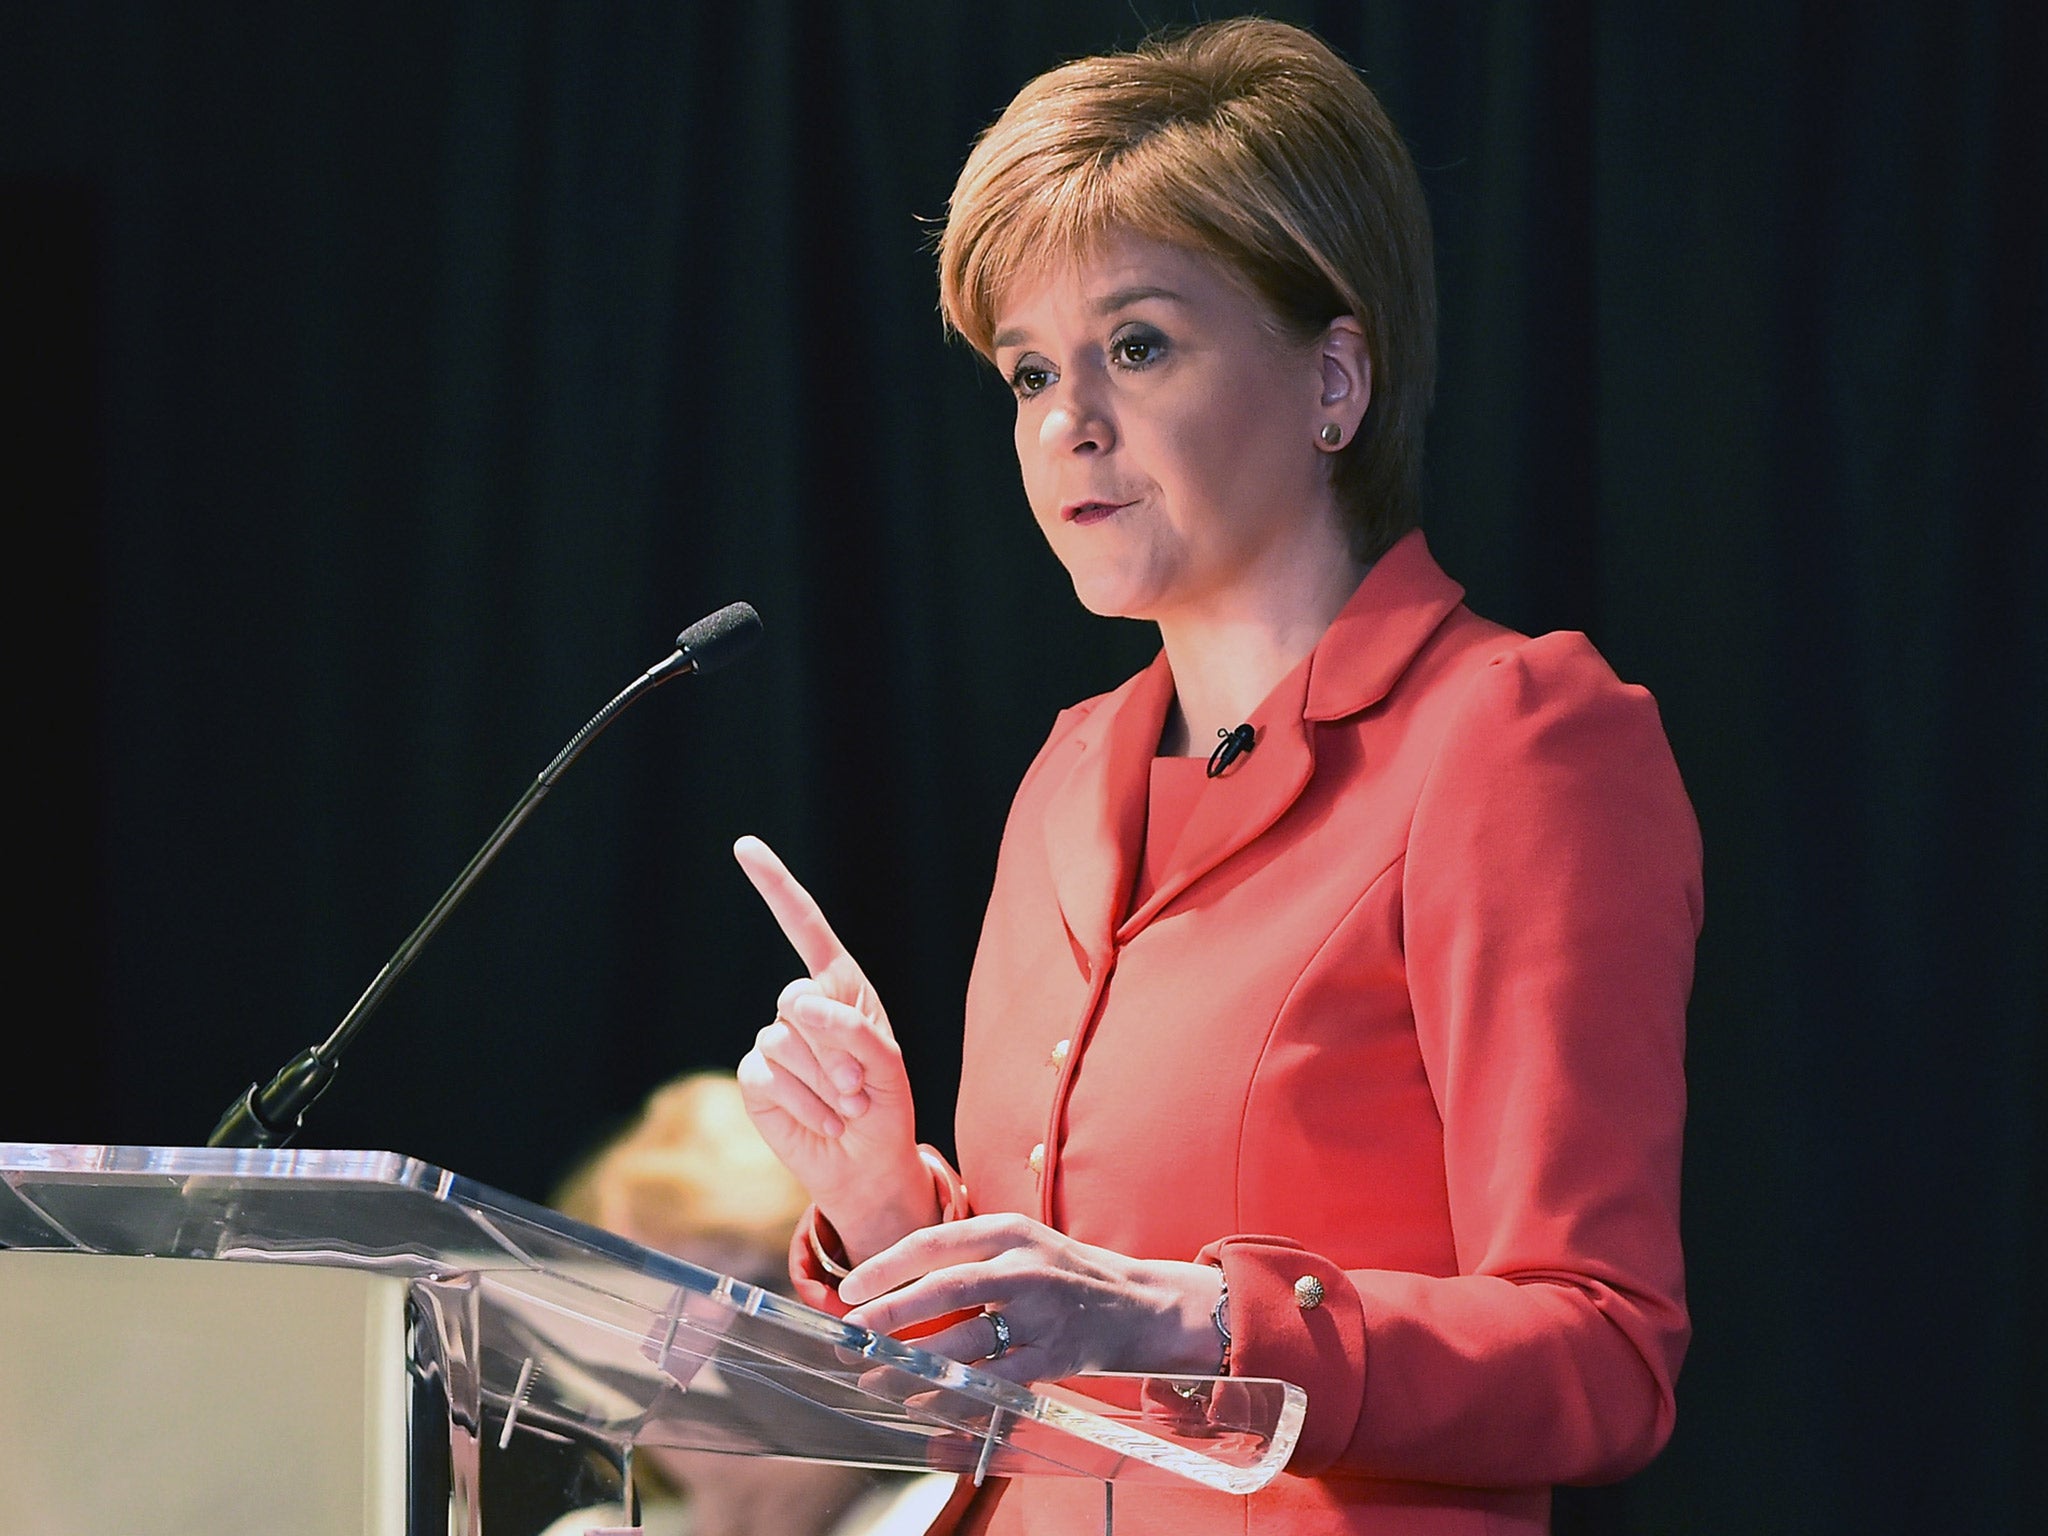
[[733, 835, 852, 981]]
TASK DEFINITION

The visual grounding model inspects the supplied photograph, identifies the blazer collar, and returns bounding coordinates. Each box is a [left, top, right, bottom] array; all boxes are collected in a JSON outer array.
[[1044, 530, 1466, 967]]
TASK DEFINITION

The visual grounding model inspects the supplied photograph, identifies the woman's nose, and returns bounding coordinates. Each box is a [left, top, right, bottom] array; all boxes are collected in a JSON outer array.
[[1041, 376, 1114, 455]]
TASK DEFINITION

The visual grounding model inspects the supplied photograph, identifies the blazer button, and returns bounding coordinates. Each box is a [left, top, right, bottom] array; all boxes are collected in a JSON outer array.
[[1028, 1143, 1045, 1176], [1049, 1039, 1071, 1068], [1293, 1275, 1325, 1310]]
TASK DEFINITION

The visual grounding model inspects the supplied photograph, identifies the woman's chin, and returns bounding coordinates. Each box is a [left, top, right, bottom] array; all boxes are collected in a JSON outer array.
[[1062, 574, 1164, 623]]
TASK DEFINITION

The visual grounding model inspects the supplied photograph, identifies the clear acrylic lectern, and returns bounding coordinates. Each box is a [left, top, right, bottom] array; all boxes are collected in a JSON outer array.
[[1, 1143, 1304, 1536]]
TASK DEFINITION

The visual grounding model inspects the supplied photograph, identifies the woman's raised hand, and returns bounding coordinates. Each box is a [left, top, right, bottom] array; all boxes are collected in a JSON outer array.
[[731, 835, 937, 1264]]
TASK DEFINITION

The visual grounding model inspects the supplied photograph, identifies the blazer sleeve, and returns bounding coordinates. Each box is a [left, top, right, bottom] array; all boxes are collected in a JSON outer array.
[[1206, 630, 1702, 1488]]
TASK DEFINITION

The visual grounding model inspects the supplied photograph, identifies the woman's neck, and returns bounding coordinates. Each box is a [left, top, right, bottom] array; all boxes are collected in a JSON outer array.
[[1155, 547, 1371, 757]]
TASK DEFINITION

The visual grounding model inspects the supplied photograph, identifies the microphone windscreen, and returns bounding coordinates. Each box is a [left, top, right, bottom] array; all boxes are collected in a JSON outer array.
[[675, 602, 763, 675]]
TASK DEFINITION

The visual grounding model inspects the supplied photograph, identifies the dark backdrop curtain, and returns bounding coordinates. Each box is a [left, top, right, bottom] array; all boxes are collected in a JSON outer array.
[[4, 3, 2041, 1531]]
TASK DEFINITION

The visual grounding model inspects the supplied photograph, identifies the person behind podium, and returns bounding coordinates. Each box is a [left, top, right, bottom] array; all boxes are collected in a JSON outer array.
[[727, 16, 1703, 1535], [546, 1070, 959, 1536]]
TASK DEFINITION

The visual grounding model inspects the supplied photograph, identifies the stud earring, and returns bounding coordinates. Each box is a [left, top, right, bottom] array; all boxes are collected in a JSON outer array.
[[1319, 423, 1343, 447]]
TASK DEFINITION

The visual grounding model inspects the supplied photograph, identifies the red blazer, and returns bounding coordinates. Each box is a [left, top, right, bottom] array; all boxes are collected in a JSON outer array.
[[797, 531, 1703, 1535]]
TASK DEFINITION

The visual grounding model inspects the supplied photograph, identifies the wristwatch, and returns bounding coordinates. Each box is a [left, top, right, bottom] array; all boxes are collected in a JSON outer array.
[[1210, 1269, 1233, 1374]]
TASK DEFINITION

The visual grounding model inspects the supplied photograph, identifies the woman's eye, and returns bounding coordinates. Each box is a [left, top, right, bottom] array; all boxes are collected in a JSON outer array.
[[1009, 363, 1053, 397], [1110, 330, 1165, 368]]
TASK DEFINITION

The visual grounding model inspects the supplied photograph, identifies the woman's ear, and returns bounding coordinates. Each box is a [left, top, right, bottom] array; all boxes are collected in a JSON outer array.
[[1316, 316, 1371, 449]]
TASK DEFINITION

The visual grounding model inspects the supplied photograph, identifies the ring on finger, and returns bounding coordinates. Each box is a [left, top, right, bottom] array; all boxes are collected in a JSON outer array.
[[984, 1309, 1013, 1361]]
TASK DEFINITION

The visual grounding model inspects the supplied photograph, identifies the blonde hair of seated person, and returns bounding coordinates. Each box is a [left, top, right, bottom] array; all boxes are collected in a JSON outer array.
[[554, 1070, 811, 1291]]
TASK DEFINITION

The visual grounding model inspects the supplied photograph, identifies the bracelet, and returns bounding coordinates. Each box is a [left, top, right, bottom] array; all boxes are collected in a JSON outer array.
[[806, 1147, 967, 1287], [807, 1219, 853, 1281], [1210, 1269, 1232, 1374], [1172, 1268, 1234, 1401]]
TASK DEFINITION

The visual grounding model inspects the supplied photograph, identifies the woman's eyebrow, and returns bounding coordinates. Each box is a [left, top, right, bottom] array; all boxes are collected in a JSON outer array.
[[993, 286, 1189, 350], [1093, 284, 1185, 314]]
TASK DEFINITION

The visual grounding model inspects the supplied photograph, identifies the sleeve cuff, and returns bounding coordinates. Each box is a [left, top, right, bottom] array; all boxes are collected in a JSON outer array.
[[1196, 1234, 1367, 1475]]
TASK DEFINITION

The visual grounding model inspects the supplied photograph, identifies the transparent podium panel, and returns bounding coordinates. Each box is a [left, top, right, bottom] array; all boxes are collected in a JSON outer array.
[[2, 1142, 1305, 1531]]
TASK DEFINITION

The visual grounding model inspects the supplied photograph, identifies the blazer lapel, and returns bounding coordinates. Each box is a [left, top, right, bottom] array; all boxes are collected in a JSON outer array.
[[1301, 529, 1467, 727], [1043, 654, 1174, 974], [1119, 530, 1468, 934], [1044, 529, 1468, 953], [1118, 660, 1317, 937]]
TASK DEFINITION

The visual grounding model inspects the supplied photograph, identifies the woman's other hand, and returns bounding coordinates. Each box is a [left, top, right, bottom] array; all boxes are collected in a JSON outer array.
[[836, 1213, 1228, 1387], [732, 835, 937, 1263]]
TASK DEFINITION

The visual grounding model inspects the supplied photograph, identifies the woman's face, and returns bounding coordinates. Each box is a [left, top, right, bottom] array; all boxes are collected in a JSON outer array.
[[991, 233, 1355, 631]]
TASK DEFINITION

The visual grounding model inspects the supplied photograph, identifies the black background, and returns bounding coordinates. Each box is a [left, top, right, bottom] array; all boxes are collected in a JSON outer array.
[[4, 3, 2042, 1531]]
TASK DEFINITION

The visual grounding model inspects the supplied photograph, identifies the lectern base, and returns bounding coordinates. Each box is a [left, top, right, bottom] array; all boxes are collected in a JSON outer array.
[[0, 1251, 413, 1536]]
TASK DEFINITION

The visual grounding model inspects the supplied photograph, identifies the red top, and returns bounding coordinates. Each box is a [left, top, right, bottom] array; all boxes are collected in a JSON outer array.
[[1130, 755, 1212, 913]]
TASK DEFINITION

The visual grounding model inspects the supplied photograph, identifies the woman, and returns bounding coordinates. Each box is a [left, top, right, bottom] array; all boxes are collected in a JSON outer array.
[[730, 17, 1702, 1535]]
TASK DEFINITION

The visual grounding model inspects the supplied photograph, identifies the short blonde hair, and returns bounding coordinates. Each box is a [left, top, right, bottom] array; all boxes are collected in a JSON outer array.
[[938, 17, 1436, 559], [552, 1072, 808, 1268]]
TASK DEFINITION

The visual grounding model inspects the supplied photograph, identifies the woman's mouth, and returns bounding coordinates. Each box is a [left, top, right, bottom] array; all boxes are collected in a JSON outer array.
[[1064, 499, 1131, 525]]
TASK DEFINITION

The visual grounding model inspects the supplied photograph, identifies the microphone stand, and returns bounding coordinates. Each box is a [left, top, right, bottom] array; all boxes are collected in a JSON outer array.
[[207, 605, 759, 1150]]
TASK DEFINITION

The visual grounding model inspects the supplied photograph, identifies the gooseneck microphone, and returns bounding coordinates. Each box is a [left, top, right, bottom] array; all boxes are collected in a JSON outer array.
[[206, 602, 764, 1150]]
